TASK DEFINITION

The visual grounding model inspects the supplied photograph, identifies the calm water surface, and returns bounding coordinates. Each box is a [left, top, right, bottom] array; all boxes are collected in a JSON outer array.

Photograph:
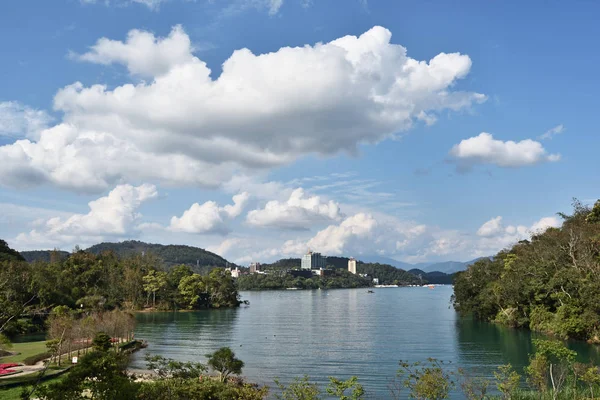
[[131, 286, 599, 398]]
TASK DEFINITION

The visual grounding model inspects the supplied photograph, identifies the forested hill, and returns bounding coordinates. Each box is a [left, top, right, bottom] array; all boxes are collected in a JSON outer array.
[[0, 239, 25, 262], [408, 269, 454, 285], [453, 199, 600, 342], [261, 258, 301, 270], [20, 250, 70, 263], [85, 241, 233, 271]]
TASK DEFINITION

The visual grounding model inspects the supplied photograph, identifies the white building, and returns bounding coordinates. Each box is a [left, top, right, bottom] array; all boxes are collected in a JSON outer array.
[[301, 251, 326, 270], [228, 267, 240, 278], [249, 262, 260, 273], [348, 257, 357, 274]]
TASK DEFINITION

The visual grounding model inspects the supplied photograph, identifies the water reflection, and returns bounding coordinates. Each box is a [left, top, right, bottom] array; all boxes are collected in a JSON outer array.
[[456, 316, 533, 377], [132, 308, 240, 367], [456, 314, 599, 378]]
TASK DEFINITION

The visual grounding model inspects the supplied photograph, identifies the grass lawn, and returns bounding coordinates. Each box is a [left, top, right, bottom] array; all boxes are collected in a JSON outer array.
[[0, 374, 65, 400], [0, 341, 47, 364]]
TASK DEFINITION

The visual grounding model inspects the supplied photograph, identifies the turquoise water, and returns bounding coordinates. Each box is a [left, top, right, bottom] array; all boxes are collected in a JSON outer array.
[[131, 286, 599, 398]]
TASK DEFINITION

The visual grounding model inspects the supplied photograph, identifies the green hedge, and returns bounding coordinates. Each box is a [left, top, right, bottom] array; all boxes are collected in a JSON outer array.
[[22, 352, 51, 366]]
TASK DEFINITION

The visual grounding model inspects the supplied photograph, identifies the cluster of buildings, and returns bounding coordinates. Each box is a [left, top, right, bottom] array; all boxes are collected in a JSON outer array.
[[226, 251, 378, 282], [301, 251, 361, 276], [227, 262, 264, 278]]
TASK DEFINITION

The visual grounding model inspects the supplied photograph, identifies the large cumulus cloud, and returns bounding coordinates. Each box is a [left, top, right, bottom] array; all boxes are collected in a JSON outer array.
[[0, 25, 485, 193]]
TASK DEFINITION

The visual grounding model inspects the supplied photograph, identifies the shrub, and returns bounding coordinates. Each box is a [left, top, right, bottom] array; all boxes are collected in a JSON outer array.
[[23, 352, 52, 365]]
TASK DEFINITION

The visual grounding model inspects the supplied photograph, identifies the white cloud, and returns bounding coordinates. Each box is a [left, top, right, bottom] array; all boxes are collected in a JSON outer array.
[[74, 25, 194, 77], [246, 188, 343, 229], [169, 192, 249, 234], [0, 101, 53, 139], [304, 213, 378, 254], [219, 0, 286, 18], [80, 0, 166, 10], [272, 212, 439, 261], [530, 216, 561, 233], [0, 25, 484, 193], [14, 184, 157, 248], [449, 132, 560, 169], [131, 0, 165, 9], [223, 192, 251, 218], [538, 124, 564, 140], [194, 191, 564, 264], [268, 0, 283, 15], [476, 216, 504, 237], [473, 215, 561, 256], [207, 238, 244, 257]]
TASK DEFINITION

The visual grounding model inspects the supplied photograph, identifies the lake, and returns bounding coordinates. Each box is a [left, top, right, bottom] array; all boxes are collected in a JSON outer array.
[[130, 286, 600, 398]]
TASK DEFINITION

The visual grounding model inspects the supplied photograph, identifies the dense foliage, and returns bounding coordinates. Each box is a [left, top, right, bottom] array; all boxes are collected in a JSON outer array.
[[0, 239, 24, 262], [236, 269, 372, 290], [453, 200, 600, 342], [0, 245, 242, 336]]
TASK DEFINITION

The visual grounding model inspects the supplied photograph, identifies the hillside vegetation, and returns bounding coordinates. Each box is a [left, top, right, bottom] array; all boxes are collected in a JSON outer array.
[[453, 199, 600, 342], [86, 241, 233, 273]]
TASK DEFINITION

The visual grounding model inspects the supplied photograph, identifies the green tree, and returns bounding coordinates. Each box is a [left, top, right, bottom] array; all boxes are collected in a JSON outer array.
[[493, 364, 520, 400], [178, 274, 206, 309], [275, 376, 321, 400], [326, 376, 364, 400], [586, 199, 600, 223], [145, 354, 207, 379], [526, 339, 577, 398], [0, 239, 25, 262], [137, 378, 268, 400], [397, 359, 454, 400], [205, 268, 241, 308], [456, 369, 489, 400], [580, 366, 600, 399], [35, 350, 138, 400], [93, 332, 113, 352], [206, 347, 245, 382], [143, 270, 168, 308]]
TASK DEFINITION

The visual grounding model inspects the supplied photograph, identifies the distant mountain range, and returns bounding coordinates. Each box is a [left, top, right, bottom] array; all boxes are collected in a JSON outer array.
[[360, 255, 486, 274]]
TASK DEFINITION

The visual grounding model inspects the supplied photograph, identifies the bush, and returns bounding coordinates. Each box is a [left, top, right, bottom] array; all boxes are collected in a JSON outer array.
[[22, 352, 51, 365]]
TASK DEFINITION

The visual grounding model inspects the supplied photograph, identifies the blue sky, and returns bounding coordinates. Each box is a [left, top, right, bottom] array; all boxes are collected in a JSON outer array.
[[1, 0, 598, 264]]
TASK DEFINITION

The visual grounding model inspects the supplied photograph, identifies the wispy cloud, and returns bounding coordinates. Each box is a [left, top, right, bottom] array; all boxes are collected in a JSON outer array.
[[538, 124, 564, 140], [0, 101, 53, 139], [80, 0, 166, 11]]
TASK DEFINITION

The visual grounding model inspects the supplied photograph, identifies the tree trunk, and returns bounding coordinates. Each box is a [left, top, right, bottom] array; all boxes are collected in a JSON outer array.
[[550, 363, 556, 400]]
